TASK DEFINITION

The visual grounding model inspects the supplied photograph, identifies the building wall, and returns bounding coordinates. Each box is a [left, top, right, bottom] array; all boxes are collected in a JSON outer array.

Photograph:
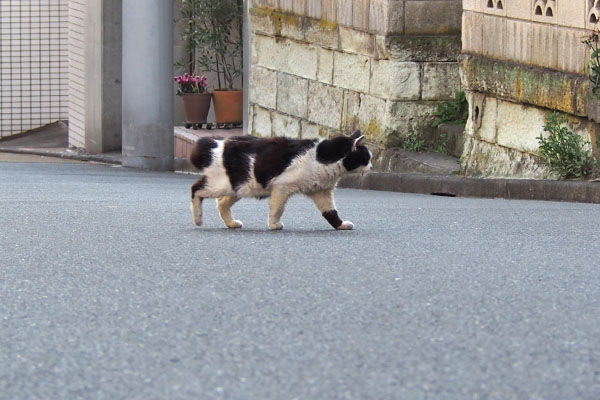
[[0, 0, 68, 139], [248, 0, 462, 158], [460, 0, 598, 178]]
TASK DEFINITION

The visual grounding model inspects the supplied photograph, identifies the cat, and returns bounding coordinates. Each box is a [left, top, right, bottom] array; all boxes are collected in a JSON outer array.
[[189, 130, 371, 230]]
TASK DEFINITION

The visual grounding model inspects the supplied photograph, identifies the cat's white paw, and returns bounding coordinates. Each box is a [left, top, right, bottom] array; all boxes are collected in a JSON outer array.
[[336, 221, 354, 230], [226, 220, 243, 229], [269, 221, 284, 230]]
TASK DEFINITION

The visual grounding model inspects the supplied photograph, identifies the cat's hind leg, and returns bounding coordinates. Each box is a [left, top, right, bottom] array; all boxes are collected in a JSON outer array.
[[307, 189, 354, 230], [190, 176, 208, 226], [217, 196, 243, 229]]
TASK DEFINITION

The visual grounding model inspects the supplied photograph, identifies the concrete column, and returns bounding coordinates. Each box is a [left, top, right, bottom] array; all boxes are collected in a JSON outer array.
[[84, 0, 122, 154], [122, 0, 173, 171], [243, 0, 250, 135]]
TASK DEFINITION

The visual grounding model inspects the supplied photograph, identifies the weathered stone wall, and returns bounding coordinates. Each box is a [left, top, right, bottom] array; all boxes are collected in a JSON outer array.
[[248, 0, 462, 153], [461, 0, 599, 178]]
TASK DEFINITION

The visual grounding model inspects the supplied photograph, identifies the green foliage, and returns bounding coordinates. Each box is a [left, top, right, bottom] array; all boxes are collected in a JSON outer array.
[[583, 31, 600, 100], [176, 0, 243, 90], [536, 112, 596, 179], [400, 133, 427, 152], [432, 91, 468, 127]]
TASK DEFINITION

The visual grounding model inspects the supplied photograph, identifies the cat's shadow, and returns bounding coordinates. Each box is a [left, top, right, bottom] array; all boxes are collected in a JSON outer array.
[[187, 227, 356, 236]]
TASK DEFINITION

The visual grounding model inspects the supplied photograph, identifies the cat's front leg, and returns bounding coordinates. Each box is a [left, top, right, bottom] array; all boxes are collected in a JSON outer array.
[[268, 186, 291, 230], [216, 196, 243, 229], [307, 189, 354, 230]]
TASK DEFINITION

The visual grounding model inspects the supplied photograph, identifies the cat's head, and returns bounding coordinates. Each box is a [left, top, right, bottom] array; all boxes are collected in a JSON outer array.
[[316, 130, 372, 173]]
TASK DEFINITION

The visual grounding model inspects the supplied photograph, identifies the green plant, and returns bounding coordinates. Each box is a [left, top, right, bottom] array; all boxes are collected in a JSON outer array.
[[177, 0, 243, 90], [401, 133, 427, 152], [583, 30, 600, 99], [432, 91, 468, 127], [536, 112, 597, 179]]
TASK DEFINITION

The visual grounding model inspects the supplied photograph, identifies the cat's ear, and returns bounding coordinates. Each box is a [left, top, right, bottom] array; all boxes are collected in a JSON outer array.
[[349, 130, 362, 140], [352, 134, 365, 150]]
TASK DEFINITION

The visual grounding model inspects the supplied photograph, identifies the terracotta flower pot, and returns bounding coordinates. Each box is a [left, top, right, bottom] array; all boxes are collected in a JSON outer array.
[[212, 89, 243, 124], [181, 92, 212, 123]]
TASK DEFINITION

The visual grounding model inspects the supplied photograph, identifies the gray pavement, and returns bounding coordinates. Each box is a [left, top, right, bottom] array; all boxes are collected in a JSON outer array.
[[1, 161, 600, 399]]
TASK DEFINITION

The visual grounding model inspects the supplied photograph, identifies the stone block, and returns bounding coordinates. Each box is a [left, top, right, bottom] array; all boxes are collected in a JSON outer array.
[[341, 90, 361, 132], [496, 98, 546, 152], [353, 0, 370, 31], [276, 72, 309, 118], [557, 27, 588, 75], [462, 11, 484, 55], [531, 23, 558, 70], [422, 62, 460, 101], [279, 13, 305, 41], [308, 81, 344, 129], [384, 35, 462, 62], [461, 136, 549, 178], [387, 0, 405, 34], [337, 0, 353, 26], [371, 60, 421, 100], [252, 35, 283, 70], [557, 0, 585, 28], [333, 52, 371, 93], [282, 40, 318, 80], [249, 66, 277, 109], [476, 95, 497, 143], [272, 112, 301, 138], [482, 14, 506, 59], [252, 106, 272, 137], [460, 54, 589, 117], [506, 0, 531, 20], [300, 120, 323, 139], [505, 19, 532, 65], [405, 0, 462, 35], [249, 10, 276, 35], [317, 47, 334, 84], [357, 94, 387, 143], [339, 26, 375, 56], [463, 0, 478, 12], [307, 0, 321, 19], [385, 101, 439, 146], [305, 19, 338, 49]]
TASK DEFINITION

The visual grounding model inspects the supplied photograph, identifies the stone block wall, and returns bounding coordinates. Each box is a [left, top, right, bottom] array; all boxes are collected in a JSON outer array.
[[461, 0, 600, 178], [248, 0, 462, 153]]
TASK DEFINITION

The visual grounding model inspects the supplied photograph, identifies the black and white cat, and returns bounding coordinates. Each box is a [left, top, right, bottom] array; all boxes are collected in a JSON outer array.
[[189, 130, 371, 230]]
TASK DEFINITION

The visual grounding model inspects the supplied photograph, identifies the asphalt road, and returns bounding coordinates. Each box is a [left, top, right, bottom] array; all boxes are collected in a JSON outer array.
[[1, 160, 600, 399]]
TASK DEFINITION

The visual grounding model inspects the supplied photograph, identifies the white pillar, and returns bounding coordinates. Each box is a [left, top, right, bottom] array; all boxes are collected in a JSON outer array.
[[122, 0, 173, 171]]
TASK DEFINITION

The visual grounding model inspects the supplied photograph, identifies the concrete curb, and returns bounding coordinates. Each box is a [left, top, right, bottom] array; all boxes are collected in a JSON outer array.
[[338, 172, 600, 204], [4, 147, 600, 204], [0, 148, 122, 165]]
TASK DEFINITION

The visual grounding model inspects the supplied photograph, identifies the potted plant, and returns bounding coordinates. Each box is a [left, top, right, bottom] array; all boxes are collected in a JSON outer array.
[[174, 73, 212, 129], [181, 0, 243, 126]]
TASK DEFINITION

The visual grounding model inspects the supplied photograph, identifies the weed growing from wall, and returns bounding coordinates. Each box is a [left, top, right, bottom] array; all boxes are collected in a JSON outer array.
[[536, 112, 597, 179], [432, 91, 468, 127]]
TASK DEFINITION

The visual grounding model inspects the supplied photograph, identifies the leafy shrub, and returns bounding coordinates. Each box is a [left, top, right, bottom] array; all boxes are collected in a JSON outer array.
[[432, 91, 468, 127], [583, 31, 600, 99], [536, 112, 596, 179]]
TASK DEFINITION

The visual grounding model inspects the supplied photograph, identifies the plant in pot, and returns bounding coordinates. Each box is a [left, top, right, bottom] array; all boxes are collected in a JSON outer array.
[[185, 0, 243, 127], [174, 73, 212, 129]]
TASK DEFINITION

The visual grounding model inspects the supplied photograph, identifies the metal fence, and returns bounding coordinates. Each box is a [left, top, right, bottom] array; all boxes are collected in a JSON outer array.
[[0, 0, 68, 138]]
